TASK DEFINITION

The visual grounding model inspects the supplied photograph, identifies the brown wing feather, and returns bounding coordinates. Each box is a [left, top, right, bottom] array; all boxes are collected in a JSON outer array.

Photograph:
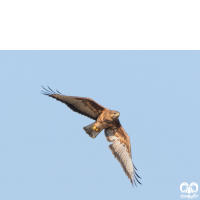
[[105, 124, 141, 186], [41, 86, 105, 120]]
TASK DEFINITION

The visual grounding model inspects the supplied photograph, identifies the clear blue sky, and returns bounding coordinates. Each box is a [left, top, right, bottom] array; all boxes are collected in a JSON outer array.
[[0, 51, 199, 200]]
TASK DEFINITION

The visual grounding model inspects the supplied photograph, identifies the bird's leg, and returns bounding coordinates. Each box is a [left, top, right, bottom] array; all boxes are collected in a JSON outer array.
[[92, 125, 99, 131]]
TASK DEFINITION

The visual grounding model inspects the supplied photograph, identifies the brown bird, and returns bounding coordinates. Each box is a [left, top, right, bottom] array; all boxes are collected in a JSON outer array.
[[41, 86, 141, 186]]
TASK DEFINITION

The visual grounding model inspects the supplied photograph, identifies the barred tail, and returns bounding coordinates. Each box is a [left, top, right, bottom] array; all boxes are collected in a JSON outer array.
[[83, 122, 102, 139]]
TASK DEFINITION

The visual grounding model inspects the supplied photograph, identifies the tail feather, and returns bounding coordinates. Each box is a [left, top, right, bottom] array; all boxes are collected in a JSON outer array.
[[83, 122, 102, 138]]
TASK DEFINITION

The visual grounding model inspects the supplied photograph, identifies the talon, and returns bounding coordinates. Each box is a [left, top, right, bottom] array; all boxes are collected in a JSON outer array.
[[92, 126, 99, 132]]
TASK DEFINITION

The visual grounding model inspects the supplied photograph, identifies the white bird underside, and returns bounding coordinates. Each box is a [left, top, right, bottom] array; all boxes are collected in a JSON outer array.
[[105, 128, 141, 186]]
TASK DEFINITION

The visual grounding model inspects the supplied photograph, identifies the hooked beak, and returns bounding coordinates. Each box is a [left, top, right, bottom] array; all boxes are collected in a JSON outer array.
[[116, 112, 120, 117]]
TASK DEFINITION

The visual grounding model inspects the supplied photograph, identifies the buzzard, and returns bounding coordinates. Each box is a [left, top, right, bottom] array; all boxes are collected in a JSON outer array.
[[41, 86, 141, 186]]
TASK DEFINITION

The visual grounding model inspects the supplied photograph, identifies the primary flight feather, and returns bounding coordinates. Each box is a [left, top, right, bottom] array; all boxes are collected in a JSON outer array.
[[41, 86, 141, 186]]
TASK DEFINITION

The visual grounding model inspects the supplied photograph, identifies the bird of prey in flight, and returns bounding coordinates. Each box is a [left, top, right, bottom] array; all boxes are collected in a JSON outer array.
[[41, 86, 141, 186]]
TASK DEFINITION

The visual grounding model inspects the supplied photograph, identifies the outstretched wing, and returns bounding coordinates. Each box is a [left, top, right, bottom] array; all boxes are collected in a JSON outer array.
[[41, 86, 105, 120], [105, 126, 141, 186]]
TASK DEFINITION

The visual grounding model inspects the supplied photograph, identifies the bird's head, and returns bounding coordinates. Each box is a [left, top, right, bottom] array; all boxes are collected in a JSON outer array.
[[111, 111, 120, 119]]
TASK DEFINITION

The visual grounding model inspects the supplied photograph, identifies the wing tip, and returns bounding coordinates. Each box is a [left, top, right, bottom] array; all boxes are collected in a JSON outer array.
[[41, 86, 63, 96], [131, 169, 142, 187]]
